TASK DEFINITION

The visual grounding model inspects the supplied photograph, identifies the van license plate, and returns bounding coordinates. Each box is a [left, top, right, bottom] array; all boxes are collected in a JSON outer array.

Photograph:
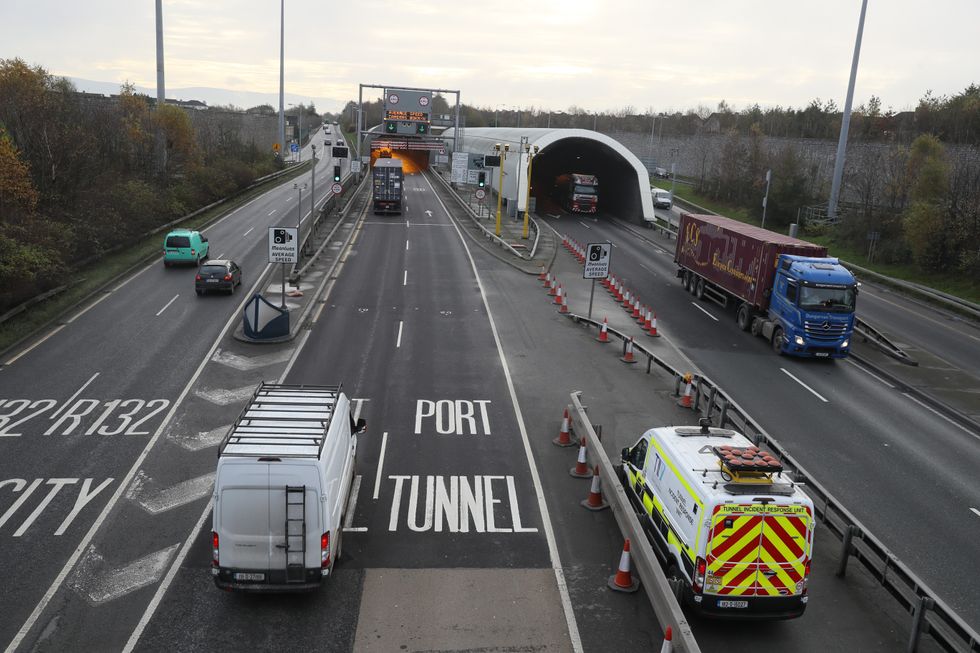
[[718, 600, 748, 609], [233, 572, 264, 581]]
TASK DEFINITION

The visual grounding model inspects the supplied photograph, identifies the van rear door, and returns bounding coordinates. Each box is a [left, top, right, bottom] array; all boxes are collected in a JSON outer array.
[[217, 463, 271, 574], [268, 463, 321, 574], [705, 504, 812, 602]]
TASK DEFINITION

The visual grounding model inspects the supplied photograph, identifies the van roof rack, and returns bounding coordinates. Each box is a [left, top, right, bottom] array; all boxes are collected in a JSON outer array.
[[218, 382, 342, 459]]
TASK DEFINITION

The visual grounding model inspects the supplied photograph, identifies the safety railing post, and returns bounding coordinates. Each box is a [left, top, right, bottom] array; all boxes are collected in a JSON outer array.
[[906, 595, 934, 653], [718, 398, 730, 428], [704, 386, 717, 421], [837, 525, 857, 577]]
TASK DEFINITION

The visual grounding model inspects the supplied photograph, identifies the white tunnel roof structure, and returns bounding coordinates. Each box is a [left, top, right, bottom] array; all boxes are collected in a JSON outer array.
[[445, 127, 655, 223]]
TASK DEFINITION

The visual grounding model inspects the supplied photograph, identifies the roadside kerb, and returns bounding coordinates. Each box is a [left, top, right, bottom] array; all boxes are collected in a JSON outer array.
[[563, 309, 979, 653], [567, 391, 699, 653]]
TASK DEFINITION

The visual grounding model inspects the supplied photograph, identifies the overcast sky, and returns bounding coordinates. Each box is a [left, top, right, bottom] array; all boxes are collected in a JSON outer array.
[[2, 0, 979, 115]]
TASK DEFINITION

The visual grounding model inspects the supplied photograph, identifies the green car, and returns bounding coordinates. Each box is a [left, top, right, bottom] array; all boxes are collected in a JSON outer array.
[[163, 230, 210, 267]]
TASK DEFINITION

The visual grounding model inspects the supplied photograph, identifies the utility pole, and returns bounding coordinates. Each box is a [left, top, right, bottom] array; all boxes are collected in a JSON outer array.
[[761, 169, 772, 229], [310, 144, 317, 230], [828, 0, 868, 221], [154, 0, 167, 174], [277, 0, 285, 163]]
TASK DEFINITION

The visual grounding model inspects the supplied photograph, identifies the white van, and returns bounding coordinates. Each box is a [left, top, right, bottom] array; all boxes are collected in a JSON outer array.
[[621, 419, 814, 619], [651, 187, 673, 210], [211, 383, 366, 592]]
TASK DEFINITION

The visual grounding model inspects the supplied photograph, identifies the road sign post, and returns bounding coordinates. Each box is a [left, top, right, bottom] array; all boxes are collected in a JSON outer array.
[[583, 242, 611, 320], [269, 227, 298, 308]]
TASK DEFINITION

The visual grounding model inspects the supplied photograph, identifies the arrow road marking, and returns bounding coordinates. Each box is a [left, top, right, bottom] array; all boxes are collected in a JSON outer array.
[[194, 385, 256, 406], [211, 348, 293, 371], [68, 544, 180, 605], [168, 424, 230, 451], [126, 470, 215, 515]]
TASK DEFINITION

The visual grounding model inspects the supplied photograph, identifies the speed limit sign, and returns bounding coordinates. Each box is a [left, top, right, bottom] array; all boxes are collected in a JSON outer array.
[[475, 189, 486, 200]]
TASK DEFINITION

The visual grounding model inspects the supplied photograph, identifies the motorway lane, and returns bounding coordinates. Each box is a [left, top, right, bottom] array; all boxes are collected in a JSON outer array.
[[0, 156, 347, 650], [544, 212, 980, 628], [127, 171, 573, 652]]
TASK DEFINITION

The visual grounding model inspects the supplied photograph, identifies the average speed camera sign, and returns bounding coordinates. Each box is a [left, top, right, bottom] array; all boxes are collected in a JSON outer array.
[[583, 242, 611, 279]]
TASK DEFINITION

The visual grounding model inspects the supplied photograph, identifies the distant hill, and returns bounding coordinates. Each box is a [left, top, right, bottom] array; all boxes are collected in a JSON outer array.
[[66, 77, 341, 113]]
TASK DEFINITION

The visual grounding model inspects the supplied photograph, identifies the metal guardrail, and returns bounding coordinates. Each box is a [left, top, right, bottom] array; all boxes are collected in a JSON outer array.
[[853, 316, 919, 365], [562, 311, 979, 653], [291, 169, 364, 281], [567, 392, 700, 653]]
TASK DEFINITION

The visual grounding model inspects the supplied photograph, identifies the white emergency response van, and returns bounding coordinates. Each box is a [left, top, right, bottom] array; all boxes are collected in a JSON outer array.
[[211, 383, 365, 592], [621, 419, 814, 619]]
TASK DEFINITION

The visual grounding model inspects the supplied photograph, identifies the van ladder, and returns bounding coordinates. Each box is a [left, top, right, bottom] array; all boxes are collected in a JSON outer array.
[[284, 485, 307, 583]]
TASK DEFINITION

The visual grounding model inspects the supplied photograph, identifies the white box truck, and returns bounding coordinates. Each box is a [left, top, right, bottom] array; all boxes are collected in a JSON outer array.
[[211, 383, 365, 592], [621, 419, 814, 619]]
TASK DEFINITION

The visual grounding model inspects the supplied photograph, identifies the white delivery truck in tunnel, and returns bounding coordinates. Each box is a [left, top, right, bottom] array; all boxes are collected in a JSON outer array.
[[211, 383, 366, 592]]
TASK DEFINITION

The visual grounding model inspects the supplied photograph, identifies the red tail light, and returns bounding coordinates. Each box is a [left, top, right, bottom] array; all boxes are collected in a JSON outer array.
[[211, 531, 219, 566], [191, 248, 196, 255], [802, 559, 811, 595], [321, 532, 331, 568], [223, 274, 232, 281], [693, 556, 707, 594], [195, 274, 202, 281]]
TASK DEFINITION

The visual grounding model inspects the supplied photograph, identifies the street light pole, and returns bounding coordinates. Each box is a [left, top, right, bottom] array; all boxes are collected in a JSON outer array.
[[828, 0, 868, 221], [277, 0, 285, 162], [294, 182, 306, 265], [310, 144, 317, 229], [761, 169, 772, 229]]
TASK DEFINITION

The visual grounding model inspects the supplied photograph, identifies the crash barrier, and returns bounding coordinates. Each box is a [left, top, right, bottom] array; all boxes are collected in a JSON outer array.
[[853, 316, 918, 366], [563, 311, 980, 653], [428, 168, 541, 261], [566, 391, 699, 653], [290, 170, 367, 282]]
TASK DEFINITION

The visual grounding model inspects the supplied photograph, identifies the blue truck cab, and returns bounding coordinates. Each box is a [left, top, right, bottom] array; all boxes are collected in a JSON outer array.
[[768, 255, 857, 358]]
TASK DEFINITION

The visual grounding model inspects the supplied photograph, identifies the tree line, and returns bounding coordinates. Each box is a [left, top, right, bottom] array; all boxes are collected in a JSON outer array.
[[0, 58, 284, 313]]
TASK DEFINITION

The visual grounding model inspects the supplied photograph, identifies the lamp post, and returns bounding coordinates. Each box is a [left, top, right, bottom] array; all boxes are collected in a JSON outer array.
[[277, 0, 284, 162], [761, 169, 772, 229], [310, 144, 317, 228], [523, 144, 539, 239], [494, 143, 509, 237], [669, 147, 679, 202], [288, 104, 304, 162], [593, 112, 597, 131], [294, 181, 307, 266]]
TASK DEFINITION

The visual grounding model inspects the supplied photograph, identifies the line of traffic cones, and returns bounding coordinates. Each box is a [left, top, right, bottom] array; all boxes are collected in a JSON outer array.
[[554, 408, 576, 447], [569, 438, 593, 478], [621, 336, 638, 364], [678, 373, 694, 408], [596, 317, 610, 343], [581, 466, 609, 511]]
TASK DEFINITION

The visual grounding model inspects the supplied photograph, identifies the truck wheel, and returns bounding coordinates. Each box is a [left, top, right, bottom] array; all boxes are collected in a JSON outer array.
[[695, 277, 705, 299], [686, 273, 696, 294], [772, 328, 784, 355], [737, 304, 752, 331]]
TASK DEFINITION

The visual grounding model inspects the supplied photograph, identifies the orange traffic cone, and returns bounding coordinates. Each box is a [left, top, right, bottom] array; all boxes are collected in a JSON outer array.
[[612, 278, 623, 301], [558, 286, 569, 313], [541, 271, 551, 288], [660, 626, 673, 653], [622, 337, 638, 364], [548, 276, 558, 296], [553, 408, 575, 447], [537, 267, 548, 282], [678, 373, 694, 408], [581, 466, 609, 511], [621, 289, 632, 308], [608, 539, 640, 592], [631, 298, 642, 319], [569, 438, 593, 478], [554, 283, 564, 305], [647, 311, 660, 337], [596, 317, 610, 343]]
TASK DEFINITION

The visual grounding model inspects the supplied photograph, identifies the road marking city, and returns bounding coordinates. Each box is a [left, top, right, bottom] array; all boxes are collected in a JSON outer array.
[[373, 431, 389, 500], [243, 226, 254, 237], [901, 392, 979, 440], [970, 507, 980, 519], [48, 372, 100, 421], [343, 475, 367, 532], [155, 295, 179, 317], [780, 368, 829, 402], [424, 172, 583, 652], [844, 359, 895, 388], [396, 321, 403, 348], [577, 221, 591, 229], [691, 303, 719, 321]]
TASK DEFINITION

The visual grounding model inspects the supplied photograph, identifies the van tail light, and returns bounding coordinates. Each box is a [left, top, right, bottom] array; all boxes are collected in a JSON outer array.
[[211, 531, 219, 567], [693, 556, 707, 594], [321, 532, 331, 568], [802, 559, 811, 595], [191, 248, 196, 255], [223, 274, 232, 281], [195, 274, 202, 281]]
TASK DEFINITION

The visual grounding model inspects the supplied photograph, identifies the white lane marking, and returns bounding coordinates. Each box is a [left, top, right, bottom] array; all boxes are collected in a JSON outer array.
[[284, 197, 292, 202], [577, 221, 591, 229], [373, 432, 389, 500], [780, 368, 829, 403], [7, 263, 273, 653], [4, 324, 66, 365], [403, 270, 408, 286], [126, 470, 215, 515], [66, 292, 112, 324], [168, 424, 230, 451], [864, 291, 980, 343], [351, 398, 367, 423], [424, 173, 583, 652], [243, 227, 254, 237], [69, 544, 181, 605], [639, 263, 653, 274], [48, 372, 100, 421], [691, 302, 718, 321], [212, 349, 294, 371], [268, 209, 277, 215], [970, 508, 980, 519], [406, 239, 409, 251], [214, 253, 224, 260], [901, 392, 979, 440], [155, 295, 179, 317], [343, 475, 367, 532], [843, 359, 896, 388], [396, 321, 403, 348]]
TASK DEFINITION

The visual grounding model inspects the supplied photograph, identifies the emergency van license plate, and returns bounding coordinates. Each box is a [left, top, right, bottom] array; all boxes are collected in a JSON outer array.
[[717, 600, 749, 609], [233, 572, 265, 581]]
